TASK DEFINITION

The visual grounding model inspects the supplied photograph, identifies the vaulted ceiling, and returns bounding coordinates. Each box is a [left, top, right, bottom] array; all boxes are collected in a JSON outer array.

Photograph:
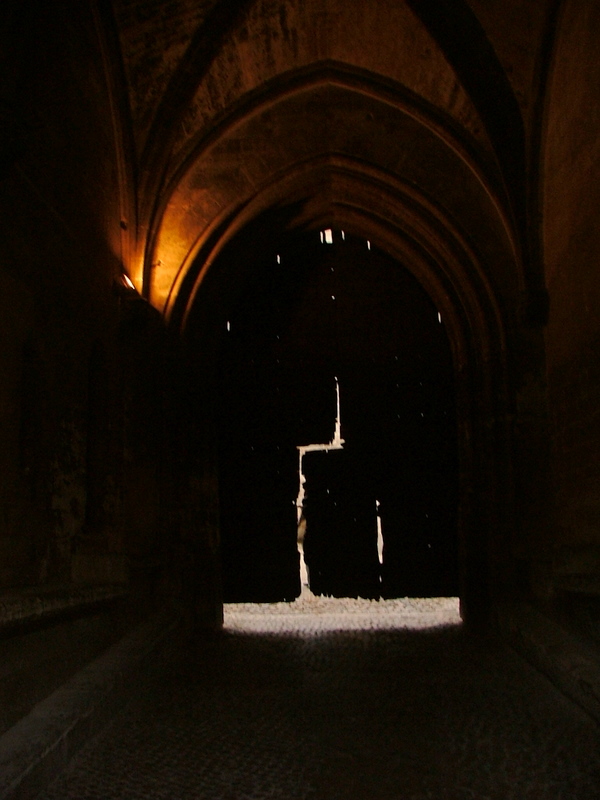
[[105, 0, 557, 332]]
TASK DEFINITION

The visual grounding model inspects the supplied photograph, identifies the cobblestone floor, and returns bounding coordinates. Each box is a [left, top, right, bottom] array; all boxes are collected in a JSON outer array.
[[39, 597, 600, 799]]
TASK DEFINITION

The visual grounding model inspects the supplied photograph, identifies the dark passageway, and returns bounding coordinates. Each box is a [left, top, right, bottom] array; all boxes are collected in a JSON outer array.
[[3, 2, 600, 797]]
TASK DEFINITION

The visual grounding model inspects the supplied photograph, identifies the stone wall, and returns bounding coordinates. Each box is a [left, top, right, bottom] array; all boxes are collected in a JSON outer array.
[[0, 0, 169, 596], [543, 0, 600, 599]]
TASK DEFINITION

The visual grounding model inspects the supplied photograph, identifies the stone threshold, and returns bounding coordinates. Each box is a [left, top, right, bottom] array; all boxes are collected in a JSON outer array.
[[0, 608, 181, 800]]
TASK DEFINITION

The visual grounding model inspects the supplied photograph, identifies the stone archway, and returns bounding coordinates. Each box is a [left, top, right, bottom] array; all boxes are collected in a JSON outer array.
[[176, 174, 512, 622], [140, 67, 522, 626]]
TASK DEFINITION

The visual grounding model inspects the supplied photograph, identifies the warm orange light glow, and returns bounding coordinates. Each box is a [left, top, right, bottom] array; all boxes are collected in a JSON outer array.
[[129, 251, 145, 294], [150, 224, 206, 313]]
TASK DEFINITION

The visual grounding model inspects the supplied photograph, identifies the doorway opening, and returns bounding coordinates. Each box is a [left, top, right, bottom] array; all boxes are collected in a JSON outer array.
[[296, 377, 345, 596], [213, 225, 459, 604]]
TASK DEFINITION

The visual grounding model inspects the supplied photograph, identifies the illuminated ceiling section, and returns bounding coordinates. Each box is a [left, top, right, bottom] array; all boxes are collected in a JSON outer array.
[[125, 0, 528, 320]]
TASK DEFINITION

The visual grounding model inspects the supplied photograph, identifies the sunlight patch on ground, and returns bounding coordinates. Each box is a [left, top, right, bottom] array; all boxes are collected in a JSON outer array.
[[224, 596, 461, 633]]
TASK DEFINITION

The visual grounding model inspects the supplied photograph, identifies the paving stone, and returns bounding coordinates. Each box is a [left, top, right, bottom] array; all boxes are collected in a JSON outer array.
[[38, 598, 600, 799]]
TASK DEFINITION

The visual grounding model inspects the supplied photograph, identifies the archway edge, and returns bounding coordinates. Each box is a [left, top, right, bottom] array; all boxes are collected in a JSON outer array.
[[147, 73, 521, 311], [170, 155, 508, 364]]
